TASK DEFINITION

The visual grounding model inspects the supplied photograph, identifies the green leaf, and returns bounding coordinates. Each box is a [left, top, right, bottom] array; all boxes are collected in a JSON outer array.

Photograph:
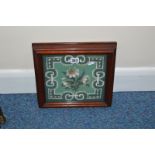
[[77, 71, 85, 82]]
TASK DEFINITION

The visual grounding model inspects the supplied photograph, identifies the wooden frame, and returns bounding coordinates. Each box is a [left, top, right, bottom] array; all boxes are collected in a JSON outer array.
[[32, 42, 117, 108]]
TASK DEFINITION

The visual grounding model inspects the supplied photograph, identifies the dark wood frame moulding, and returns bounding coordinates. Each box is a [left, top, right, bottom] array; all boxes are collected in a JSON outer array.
[[32, 42, 117, 108]]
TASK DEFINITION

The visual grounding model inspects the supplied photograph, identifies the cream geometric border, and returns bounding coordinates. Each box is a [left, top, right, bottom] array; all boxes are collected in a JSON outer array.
[[44, 55, 106, 101]]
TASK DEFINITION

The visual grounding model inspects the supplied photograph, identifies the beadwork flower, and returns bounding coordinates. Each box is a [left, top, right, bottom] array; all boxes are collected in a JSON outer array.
[[66, 68, 79, 78], [81, 75, 89, 84], [62, 67, 89, 91]]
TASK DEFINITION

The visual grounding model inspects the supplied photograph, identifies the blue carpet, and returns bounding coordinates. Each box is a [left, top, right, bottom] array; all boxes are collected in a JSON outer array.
[[0, 92, 155, 129]]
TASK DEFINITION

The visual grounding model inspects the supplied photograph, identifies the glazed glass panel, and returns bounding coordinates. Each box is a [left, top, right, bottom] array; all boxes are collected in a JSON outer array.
[[43, 55, 107, 103]]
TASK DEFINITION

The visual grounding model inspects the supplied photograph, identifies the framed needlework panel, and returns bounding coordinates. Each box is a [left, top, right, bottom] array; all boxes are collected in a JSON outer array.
[[32, 42, 117, 108]]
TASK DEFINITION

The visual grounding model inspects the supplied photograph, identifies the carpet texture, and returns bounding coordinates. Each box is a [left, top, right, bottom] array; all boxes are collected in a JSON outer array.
[[0, 92, 155, 129]]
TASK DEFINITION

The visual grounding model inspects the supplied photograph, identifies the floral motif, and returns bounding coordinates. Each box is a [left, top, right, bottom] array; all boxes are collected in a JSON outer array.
[[66, 68, 79, 78], [81, 75, 89, 84], [62, 67, 89, 91]]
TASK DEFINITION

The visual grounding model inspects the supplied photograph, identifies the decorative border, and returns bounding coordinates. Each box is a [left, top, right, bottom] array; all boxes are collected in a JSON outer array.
[[44, 55, 106, 102]]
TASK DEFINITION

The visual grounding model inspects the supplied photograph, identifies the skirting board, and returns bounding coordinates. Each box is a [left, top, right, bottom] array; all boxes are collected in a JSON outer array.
[[0, 68, 155, 94]]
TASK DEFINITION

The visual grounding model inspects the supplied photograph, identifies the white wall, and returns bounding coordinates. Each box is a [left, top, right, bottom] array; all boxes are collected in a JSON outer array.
[[0, 26, 155, 93], [0, 26, 155, 69]]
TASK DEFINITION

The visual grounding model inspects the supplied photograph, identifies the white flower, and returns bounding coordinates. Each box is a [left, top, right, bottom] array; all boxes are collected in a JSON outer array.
[[66, 68, 79, 78], [81, 75, 89, 84]]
